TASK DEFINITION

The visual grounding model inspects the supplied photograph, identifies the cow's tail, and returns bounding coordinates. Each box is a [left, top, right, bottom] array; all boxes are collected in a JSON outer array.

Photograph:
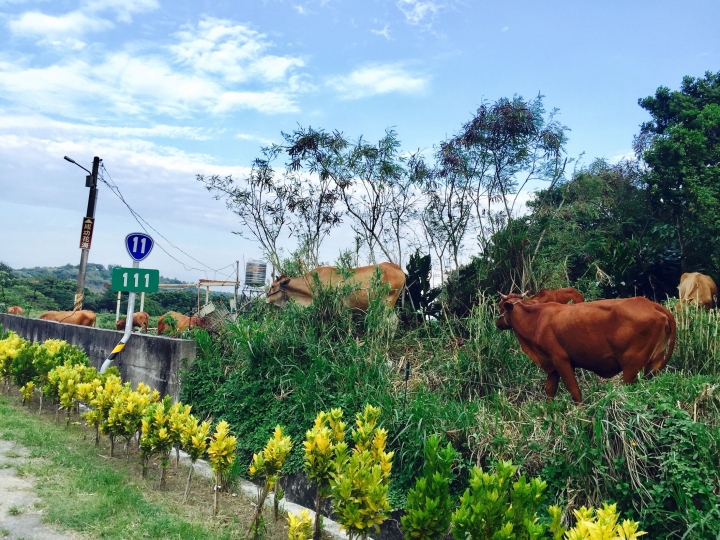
[[649, 304, 676, 374]]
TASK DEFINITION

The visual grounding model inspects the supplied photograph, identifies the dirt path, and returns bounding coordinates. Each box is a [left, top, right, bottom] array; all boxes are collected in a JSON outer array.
[[0, 440, 77, 540]]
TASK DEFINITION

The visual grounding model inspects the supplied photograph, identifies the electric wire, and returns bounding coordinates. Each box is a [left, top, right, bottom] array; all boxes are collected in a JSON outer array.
[[98, 164, 237, 282]]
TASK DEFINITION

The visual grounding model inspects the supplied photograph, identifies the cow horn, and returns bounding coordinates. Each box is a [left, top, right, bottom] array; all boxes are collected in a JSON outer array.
[[498, 291, 508, 300], [522, 290, 529, 297]]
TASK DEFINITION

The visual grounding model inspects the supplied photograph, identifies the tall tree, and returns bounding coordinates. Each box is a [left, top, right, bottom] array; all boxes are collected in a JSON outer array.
[[635, 71, 720, 274], [453, 95, 569, 248], [197, 146, 291, 271]]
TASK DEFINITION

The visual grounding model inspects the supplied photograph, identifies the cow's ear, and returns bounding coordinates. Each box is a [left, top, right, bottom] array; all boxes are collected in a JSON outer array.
[[280, 278, 291, 287], [503, 301, 515, 311]]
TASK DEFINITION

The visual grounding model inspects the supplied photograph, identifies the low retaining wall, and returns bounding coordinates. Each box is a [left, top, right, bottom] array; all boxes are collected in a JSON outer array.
[[0, 314, 195, 400]]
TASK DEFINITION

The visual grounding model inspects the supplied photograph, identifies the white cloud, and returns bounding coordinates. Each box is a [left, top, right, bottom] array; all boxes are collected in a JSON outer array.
[[171, 17, 304, 84], [8, 1, 158, 47], [8, 10, 112, 48], [0, 16, 308, 118], [0, 113, 212, 140], [501, 26, 509, 32], [371, 24, 392, 40], [214, 91, 299, 114], [327, 64, 428, 99], [83, 0, 159, 23], [397, 0, 440, 25]]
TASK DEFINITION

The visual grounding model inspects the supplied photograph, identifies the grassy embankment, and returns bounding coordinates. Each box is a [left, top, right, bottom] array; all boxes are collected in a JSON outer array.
[[181, 291, 720, 539], [0, 393, 287, 540]]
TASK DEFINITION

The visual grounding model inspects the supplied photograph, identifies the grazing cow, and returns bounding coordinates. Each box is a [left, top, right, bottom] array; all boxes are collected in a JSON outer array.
[[527, 287, 585, 304], [39, 310, 96, 327], [496, 294, 676, 404], [678, 272, 717, 311], [157, 311, 202, 336], [6, 306, 23, 315], [266, 262, 406, 311], [116, 311, 149, 332]]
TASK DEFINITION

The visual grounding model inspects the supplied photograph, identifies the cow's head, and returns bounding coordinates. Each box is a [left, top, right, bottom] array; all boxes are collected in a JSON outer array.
[[496, 292, 524, 330], [266, 276, 292, 306]]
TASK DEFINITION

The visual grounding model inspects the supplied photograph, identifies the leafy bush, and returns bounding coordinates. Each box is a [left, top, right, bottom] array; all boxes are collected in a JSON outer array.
[[401, 434, 456, 540], [330, 404, 394, 540]]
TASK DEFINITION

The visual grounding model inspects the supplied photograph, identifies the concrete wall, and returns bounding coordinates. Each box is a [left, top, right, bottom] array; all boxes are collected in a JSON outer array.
[[0, 314, 195, 400]]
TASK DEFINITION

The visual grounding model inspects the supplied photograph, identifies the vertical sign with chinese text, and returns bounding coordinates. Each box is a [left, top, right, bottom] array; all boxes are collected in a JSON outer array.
[[79, 217, 95, 249]]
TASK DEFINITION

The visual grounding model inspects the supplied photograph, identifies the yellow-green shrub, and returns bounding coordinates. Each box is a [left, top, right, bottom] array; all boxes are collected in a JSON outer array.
[[139, 395, 175, 487], [548, 503, 646, 540], [207, 420, 237, 516], [0, 332, 28, 389], [168, 401, 192, 468], [249, 425, 293, 536], [329, 404, 393, 540], [19, 381, 35, 404], [180, 414, 211, 503], [304, 409, 346, 540], [103, 383, 152, 457], [288, 509, 314, 540], [82, 374, 122, 446]]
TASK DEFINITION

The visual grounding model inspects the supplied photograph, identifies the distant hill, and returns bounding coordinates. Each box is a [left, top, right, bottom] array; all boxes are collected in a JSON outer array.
[[1, 261, 232, 314], [13, 263, 185, 293]]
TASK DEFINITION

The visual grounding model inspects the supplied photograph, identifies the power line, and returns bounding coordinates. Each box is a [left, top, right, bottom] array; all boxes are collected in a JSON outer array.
[[99, 164, 236, 281]]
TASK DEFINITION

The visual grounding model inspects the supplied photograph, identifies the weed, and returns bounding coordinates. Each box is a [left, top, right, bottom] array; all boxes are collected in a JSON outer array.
[[8, 505, 23, 516]]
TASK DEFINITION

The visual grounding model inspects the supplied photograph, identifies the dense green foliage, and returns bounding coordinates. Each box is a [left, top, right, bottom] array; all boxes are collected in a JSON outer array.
[[401, 434, 456, 540], [181, 289, 720, 538], [0, 262, 229, 316]]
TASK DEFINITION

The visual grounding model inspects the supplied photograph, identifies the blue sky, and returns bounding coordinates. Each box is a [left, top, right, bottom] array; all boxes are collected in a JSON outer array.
[[0, 0, 718, 285]]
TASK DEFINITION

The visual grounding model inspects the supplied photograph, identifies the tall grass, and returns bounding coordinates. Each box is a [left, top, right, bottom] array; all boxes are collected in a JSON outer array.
[[181, 290, 720, 538], [670, 302, 720, 377]]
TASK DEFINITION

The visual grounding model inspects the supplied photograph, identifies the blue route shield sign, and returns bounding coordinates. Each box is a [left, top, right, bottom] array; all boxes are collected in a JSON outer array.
[[125, 232, 154, 262]]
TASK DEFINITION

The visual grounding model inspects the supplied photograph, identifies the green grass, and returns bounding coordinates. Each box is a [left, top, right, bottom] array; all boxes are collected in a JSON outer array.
[[0, 396, 231, 540], [7, 506, 22, 516]]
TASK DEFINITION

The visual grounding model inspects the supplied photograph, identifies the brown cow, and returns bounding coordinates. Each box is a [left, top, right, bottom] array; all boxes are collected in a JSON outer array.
[[116, 311, 149, 332], [266, 262, 406, 311], [527, 287, 584, 304], [678, 272, 717, 311], [157, 311, 201, 336], [6, 306, 23, 315], [39, 310, 96, 327], [496, 295, 676, 404]]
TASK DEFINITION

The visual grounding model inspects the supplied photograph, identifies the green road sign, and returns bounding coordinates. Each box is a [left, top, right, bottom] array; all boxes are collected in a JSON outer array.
[[111, 267, 160, 293]]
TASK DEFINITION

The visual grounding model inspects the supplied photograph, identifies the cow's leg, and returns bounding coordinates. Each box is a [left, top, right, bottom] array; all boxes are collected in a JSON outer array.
[[556, 364, 583, 405], [545, 371, 560, 400], [622, 366, 641, 384]]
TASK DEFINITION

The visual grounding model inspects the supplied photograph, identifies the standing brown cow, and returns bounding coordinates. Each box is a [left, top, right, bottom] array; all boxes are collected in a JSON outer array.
[[116, 311, 149, 332], [157, 311, 201, 336], [526, 287, 585, 304], [6, 306, 23, 315], [678, 272, 718, 310], [39, 310, 96, 327], [266, 262, 406, 311], [496, 295, 676, 404]]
